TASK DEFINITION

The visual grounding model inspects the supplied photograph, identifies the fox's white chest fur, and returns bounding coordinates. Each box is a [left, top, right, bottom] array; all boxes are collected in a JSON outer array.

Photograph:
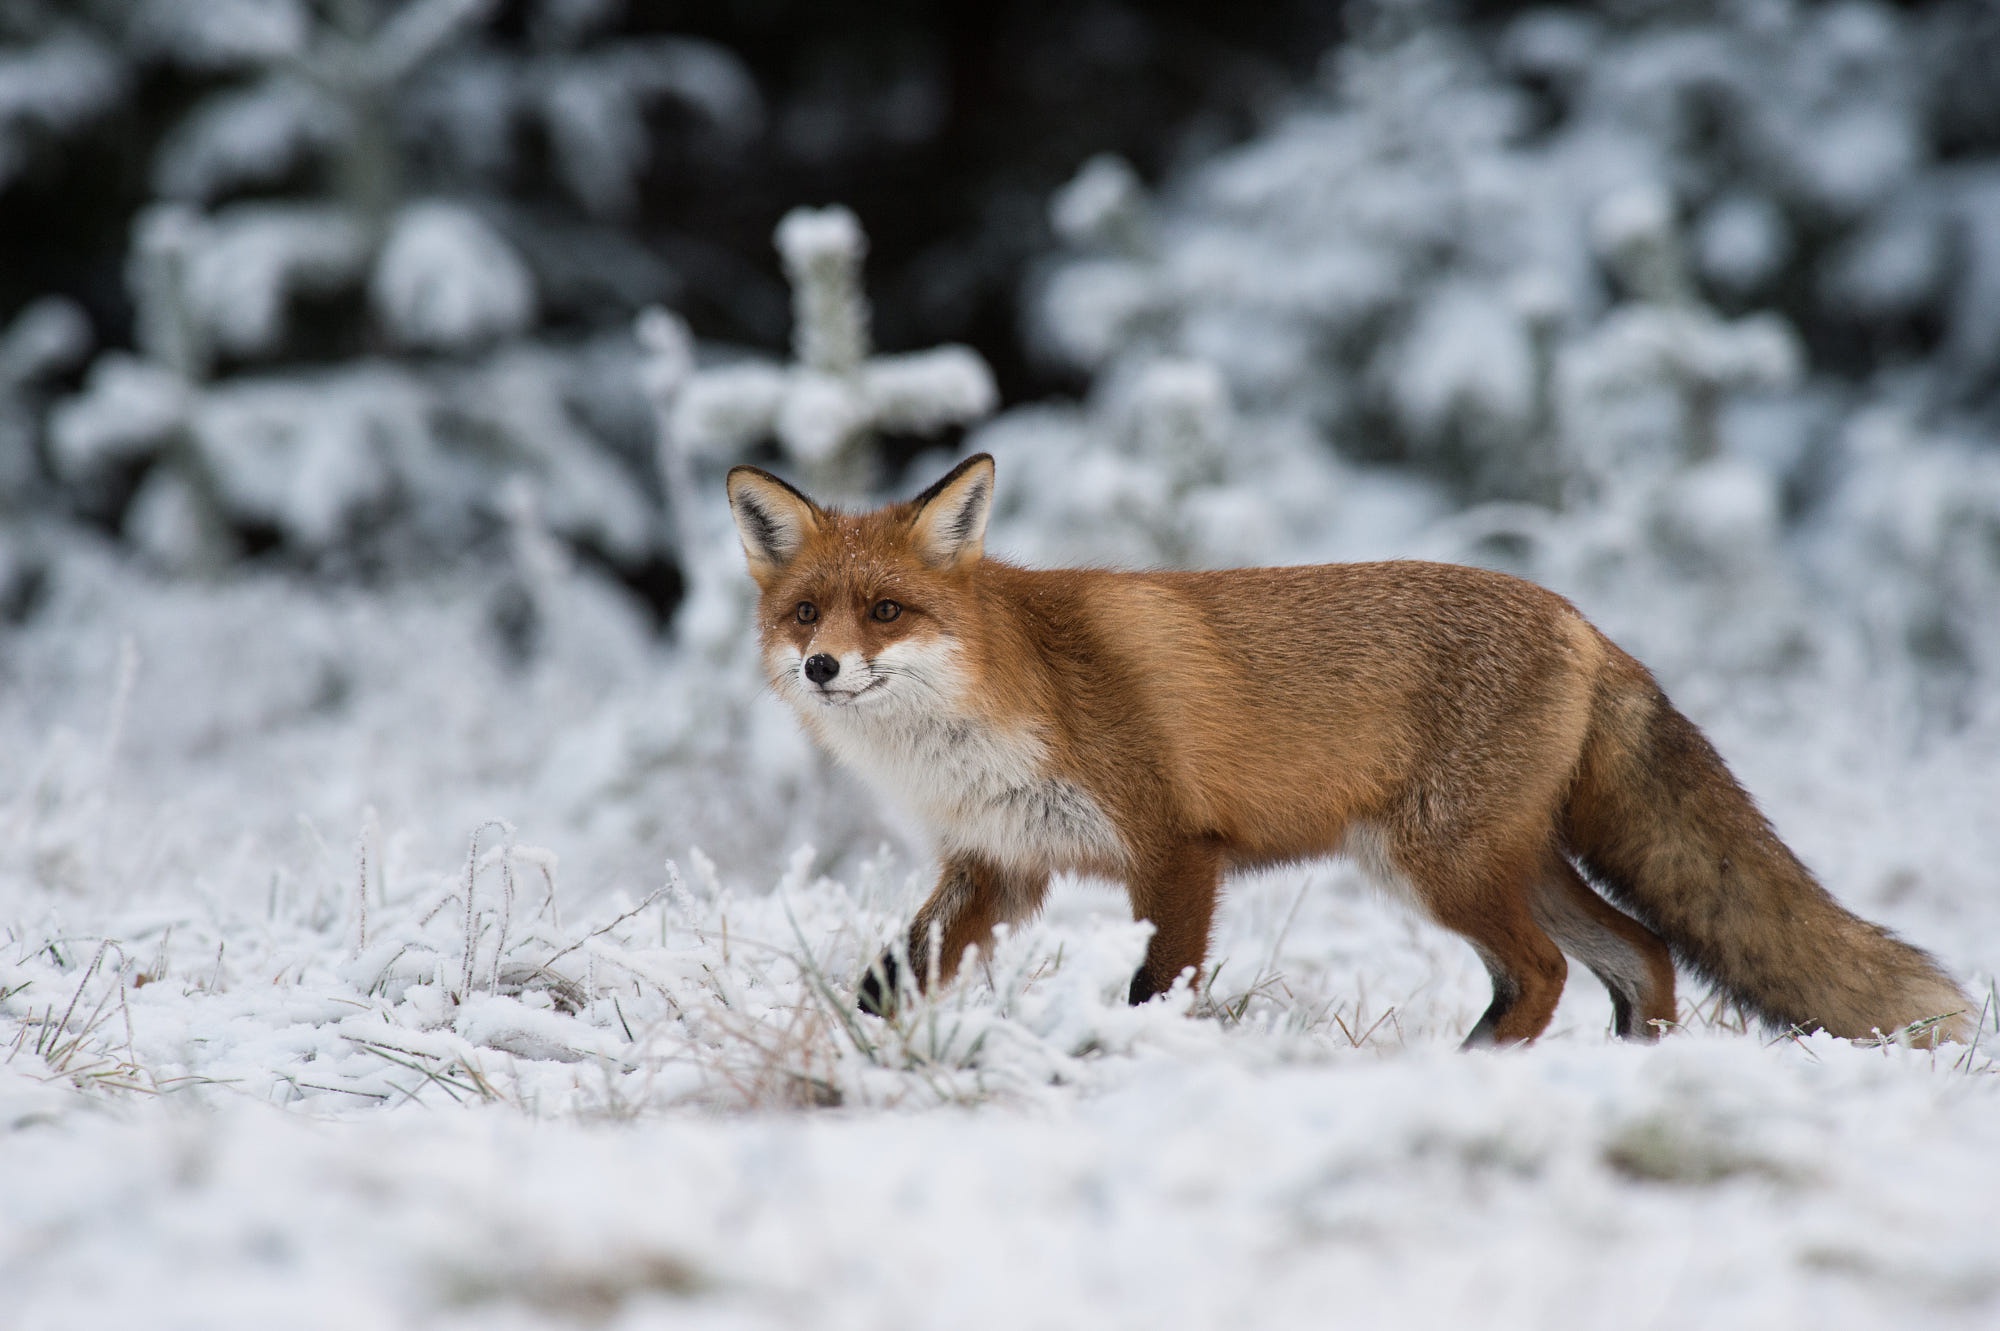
[[792, 642, 1125, 873]]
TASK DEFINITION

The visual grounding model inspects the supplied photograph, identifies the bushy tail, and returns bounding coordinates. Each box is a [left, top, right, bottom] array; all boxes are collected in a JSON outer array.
[[1564, 650, 1973, 1044]]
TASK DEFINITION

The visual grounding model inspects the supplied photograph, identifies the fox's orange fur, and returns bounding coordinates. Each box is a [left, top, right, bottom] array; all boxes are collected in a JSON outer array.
[[727, 454, 1971, 1046]]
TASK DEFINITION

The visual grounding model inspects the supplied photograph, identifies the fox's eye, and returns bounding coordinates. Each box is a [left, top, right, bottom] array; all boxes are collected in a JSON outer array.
[[871, 599, 902, 623], [795, 602, 818, 624]]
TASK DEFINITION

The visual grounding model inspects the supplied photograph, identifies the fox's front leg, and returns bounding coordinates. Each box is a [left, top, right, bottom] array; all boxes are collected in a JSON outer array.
[[858, 855, 1050, 1016], [1125, 839, 1225, 1004]]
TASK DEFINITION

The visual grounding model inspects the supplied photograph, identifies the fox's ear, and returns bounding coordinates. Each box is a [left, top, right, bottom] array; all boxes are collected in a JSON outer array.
[[907, 454, 995, 569], [727, 465, 821, 581]]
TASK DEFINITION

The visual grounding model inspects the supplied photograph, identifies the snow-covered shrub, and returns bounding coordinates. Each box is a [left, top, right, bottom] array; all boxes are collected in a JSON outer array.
[[1818, 407, 2000, 712], [970, 356, 1447, 572], [404, 2, 761, 222], [1029, 20, 1812, 506], [1560, 186, 1802, 486], [23, 0, 763, 598], [1013, 0, 2000, 696], [1529, 182, 1806, 645], [150, 73, 344, 204], [660, 206, 998, 502], [126, 0, 313, 71], [369, 202, 536, 351], [175, 203, 374, 361], [47, 336, 669, 580], [47, 357, 187, 492], [0, 25, 125, 193], [122, 0, 515, 367]]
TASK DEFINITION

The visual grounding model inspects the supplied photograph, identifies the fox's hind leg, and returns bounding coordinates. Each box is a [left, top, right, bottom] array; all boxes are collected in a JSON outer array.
[[1382, 832, 1570, 1047], [1531, 856, 1677, 1039], [1447, 909, 1569, 1048], [859, 855, 1049, 1017]]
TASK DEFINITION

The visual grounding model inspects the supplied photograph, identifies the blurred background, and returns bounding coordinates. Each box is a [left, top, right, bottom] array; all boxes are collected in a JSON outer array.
[[2, 0, 1999, 892]]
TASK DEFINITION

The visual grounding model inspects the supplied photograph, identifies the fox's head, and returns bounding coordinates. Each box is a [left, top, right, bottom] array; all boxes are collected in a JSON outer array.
[[725, 454, 995, 716]]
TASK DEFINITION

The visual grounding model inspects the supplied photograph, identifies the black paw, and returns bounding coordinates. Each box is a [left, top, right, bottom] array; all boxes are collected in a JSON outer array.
[[858, 951, 901, 1017], [1127, 969, 1163, 1006]]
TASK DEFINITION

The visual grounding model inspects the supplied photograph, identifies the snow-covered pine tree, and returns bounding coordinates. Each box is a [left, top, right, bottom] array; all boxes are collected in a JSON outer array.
[[662, 205, 997, 504], [39, 0, 760, 601]]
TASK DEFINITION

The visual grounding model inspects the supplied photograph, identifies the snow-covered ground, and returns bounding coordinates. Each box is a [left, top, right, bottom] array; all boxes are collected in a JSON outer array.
[[3, 516, 1996, 1330], [8, 3, 2000, 1325]]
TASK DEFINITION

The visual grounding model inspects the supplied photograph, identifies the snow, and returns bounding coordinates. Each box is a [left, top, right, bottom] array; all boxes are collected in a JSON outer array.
[[634, 306, 697, 562], [670, 362, 792, 458], [363, 0, 496, 87], [1, 504, 1996, 1324], [1049, 152, 1151, 251], [777, 205, 870, 376], [151, 76, 346, 203], [1820, 199, 1942, 319], [538, 62, 654, 220], [180, 203, 371, 360], [406, 28, 760, 221], [535, 37, 762, 218], [0, 32, 124, 190], [1694, 192, 1791, 294], [1388, 281, 1537, 458], [372, 202, 537, 351], [1033, 256, 1164, 369], [5, 1034, 1999, 1330], [451, 346, 655, 564], [188, 366, 412, 549], [861, 347, 999, 438], [0, 296, 94, 499], [1, 541, 1997, 1327], [121, 466, 236, 572], [46, 355, 188, 481], [52, 318, 661, 565], [0, 296, 92, 390], [128, 0, 311, 71]]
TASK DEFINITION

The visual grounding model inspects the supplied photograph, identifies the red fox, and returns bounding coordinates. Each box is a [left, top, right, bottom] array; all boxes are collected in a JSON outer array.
[[726, 453, 1971, 1046]]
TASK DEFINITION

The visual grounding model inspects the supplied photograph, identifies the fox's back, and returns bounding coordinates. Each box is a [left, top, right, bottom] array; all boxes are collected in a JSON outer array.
[[978, 560, 1608, 864]]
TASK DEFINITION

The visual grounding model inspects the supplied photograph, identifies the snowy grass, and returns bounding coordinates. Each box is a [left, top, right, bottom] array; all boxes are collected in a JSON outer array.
[[3, 549, 2000, 1328], [0, 824, 1450, 1120]]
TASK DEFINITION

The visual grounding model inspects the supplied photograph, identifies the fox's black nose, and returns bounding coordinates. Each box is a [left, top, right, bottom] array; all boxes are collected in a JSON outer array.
[[803, 653, 840, 685]]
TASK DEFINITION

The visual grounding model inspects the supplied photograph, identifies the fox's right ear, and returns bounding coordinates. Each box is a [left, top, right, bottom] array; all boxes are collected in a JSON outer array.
[[726, 466, 821, 582]]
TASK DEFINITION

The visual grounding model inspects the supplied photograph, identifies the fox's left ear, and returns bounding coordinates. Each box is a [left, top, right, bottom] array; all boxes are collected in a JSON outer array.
[[907, 454, 995, 569], [727, 465, 821, 583]]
